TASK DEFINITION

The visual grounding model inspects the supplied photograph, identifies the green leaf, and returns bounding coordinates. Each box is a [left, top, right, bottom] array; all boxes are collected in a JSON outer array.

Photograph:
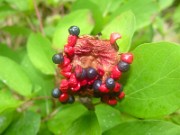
[[0, 56, 32, 96], [112, 0, 159, 29], [95, 104, 122, 132], [1, 25, 31, 36], [53, 9, 94, 49], [65, 111, 101, 135], [47, 103, 87, 135], [158, 0, 174, 10], [102, 11, 136, 52], [71, 0, 103, 34], [0, 90, 21, 113], [0, 4, 17, 19], [0, 44, 20, 62], [4, 111, 41, 135], [103, 120, 180, 135], [89, 0, 123, 16], [4, 0, 34, 11], [117, 42, 180, 118], [0, 110, 14, 134], [27, 33, 55, 75]]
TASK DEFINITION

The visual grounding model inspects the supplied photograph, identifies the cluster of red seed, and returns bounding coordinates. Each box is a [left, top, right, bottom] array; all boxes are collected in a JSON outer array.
[[51, 26, 133, 106]]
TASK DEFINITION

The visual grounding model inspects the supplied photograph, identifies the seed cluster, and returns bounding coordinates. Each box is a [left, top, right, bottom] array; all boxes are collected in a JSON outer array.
[[51, 26, 133, 105]]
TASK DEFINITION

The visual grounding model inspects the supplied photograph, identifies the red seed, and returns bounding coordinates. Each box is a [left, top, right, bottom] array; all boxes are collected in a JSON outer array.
[[110, 32, 121, 45], [121, 53, 133, 64], [99, 84, 109, 93], [113, 82, 122, 92], [80, 79, 87, 86], [61, 71, 71, 78], [67, 35, 77, 47], [118, 91, 125, 99], [110, 66, 122, 80], [71, 83, 81, 92], [58, 56, 71, 68], [97, 67, 105, 76], [108, 98, 117, 105], [60, 79, 69, 92], [69, 74, 78, 87], [59, 93, 69, 102], [64, 45, 75, 57], [61, 64, 72, 72]]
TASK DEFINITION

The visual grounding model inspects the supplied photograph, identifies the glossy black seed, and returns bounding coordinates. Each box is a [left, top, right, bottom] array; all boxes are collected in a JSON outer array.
[[68, 96, 75, 104], [86, 67, 97, 79], [52, 53, 64, 64], [105, 78, 115, 89], [51, 88, 61, 98], [117, 61, 130, 72], [68, 26, 80, 36], [93, 80, 102, 92]]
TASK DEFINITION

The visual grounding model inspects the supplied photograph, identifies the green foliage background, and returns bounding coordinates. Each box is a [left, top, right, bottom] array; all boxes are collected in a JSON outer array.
[[0, 0, 180, 135]]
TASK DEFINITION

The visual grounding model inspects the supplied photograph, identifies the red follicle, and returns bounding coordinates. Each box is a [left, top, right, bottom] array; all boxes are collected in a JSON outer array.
[[60, 79, 69, 92], [121, 53, 134, 64], [110, 66, 122, 80], [99, 84, 109, 93], [67, 35, 77, 47], [118, 91, 125, 99], [64, 45, 75, 57], [110, 32, 121, 45]]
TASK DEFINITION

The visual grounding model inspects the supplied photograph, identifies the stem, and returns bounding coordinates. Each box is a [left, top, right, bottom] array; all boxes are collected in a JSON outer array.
[[33, 0, 45, 35], [79, 97, 95, 111]]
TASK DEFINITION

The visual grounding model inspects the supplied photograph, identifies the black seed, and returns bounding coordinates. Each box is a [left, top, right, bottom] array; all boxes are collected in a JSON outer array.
[[86, 67, 97, 79], [105, 78, 115, 89], [93, 80, 102, 92], [51, 88, 61, 98], [52, 53, 64, 64], [68, 26, 80, 36], [68, 96, 75, 104], [117, 61, 130, 72]]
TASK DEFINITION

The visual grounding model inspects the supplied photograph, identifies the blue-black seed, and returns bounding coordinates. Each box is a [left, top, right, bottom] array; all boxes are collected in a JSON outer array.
[[68, 26, 80, 36], [105, 78, 115, 89], [117, 61, 130, 72], [52, 53, 64, 64], [87, 67, 97, 79], [51, 88, 61, 98], [93, 80, 102, 92], [68, 96, 75, 104]]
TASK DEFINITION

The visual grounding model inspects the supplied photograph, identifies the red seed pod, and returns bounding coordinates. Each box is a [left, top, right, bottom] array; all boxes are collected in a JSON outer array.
[[97, 67, 105, 76], [80, 79, 87, 86], [108, 98, 117, 105], [99, 84, 109, 93], [69, 74, 78, 87], [59, 93, 69, 102], [61, 64, 72, 72], [110, 66, 122, 80], [121, 53, 133, 64], [110, 32, 121, 45], [71, 82, 81, 92], [113, 82, 122, 92], [67, 35, 77, 47], [118, 91, 125, 99], [58, 56, 71, 68], [64, 45, 75, 57], [61, 71, 71, 79], [60, 79, 69, 92]]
